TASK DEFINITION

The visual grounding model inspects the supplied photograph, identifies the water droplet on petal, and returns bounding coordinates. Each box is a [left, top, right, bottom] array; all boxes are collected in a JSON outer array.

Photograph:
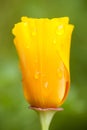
[[24, 22, 27, 26], [34, 71, 40, 79], [32, 29, 36, 36], [34, 58, 38, 63], [53, 39, 56, 44], [32, 32, 36, 36], [56, 25, 64, 35], [58, 25, 63, 29], [57, 68, 63, 79], [26, 45, 29, 49], [44, 82, 48, 88]]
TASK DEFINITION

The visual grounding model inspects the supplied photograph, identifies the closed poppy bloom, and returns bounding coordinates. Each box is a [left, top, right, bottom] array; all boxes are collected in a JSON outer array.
[[12, 17, 74, 109]]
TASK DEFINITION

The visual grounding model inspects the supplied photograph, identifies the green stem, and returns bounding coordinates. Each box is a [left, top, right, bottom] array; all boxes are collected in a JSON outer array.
[[38, 110, 56, 130]]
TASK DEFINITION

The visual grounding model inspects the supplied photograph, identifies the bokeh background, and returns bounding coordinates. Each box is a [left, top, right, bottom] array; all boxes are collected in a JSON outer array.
[[0, 0, 87, 130]]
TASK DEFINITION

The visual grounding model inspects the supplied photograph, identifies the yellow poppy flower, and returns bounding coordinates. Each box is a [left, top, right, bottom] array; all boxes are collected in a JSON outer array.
[[12, 17, 74, 109]]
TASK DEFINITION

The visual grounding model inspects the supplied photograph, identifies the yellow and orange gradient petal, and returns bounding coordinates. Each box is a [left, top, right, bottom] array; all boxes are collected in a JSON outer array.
[[12, 17, 74, 109]]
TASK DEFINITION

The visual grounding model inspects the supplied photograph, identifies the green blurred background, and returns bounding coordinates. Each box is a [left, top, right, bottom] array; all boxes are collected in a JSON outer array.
[[0, 0, 87, 130]]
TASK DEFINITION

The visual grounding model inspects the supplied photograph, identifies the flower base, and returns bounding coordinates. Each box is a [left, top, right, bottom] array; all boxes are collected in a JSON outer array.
[[30, 106, 63, 130]]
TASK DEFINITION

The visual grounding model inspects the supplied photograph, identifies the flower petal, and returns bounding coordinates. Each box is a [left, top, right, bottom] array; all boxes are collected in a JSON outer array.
[[12, 17, 74, 108]]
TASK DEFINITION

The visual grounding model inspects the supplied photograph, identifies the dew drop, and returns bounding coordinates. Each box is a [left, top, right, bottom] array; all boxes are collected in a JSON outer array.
[[34, 71, 40, 79], [58, 25, 63, 30], [53, 39, 56, 44], [26, 45, 29, 49], [57, 68, 63, 79], [32, 29, 36, 36], [34, 58, 38, 63], [44, 82, 48, 88], [32, 32, 36, 36], [24, 22, 27, 26], [56, 25, 64, 35]]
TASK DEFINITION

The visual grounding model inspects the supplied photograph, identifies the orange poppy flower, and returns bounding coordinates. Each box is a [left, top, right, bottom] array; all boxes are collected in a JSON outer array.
[[12, 17, 74, 109]]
